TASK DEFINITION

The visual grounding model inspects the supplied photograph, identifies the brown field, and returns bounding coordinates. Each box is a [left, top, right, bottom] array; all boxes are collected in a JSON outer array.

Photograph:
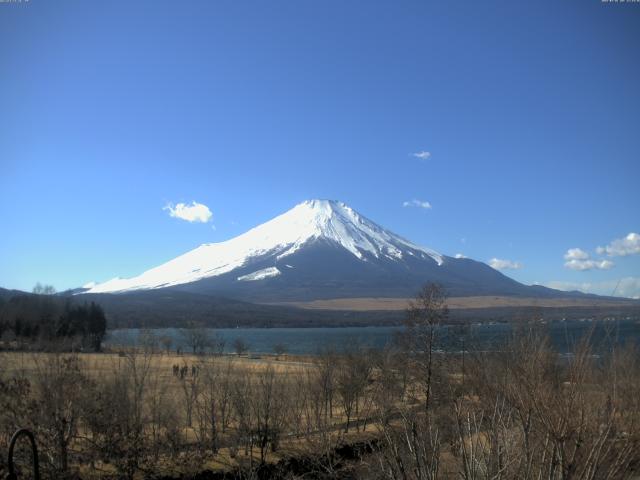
[[268, 295, 639, 311], [1, 319, 638, 480], [0, 350, 312, 377], [0, 349, 384, 479]]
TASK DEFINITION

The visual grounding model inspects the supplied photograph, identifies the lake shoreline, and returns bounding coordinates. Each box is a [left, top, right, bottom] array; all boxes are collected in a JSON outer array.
[[105, 317, 640, 356]]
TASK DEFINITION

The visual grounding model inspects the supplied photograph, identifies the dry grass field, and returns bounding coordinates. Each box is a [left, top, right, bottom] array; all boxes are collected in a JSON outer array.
[[269, 295, 640, 311], [0, 348, 386, 479], [0, 350, 313, 389]]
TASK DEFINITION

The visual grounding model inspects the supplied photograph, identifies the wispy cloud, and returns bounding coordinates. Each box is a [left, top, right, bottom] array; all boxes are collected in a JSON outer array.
[[402, 199, 432, 209], [564, 248, 589, 261], [562, 247, 613, 271], [163, 201, 213, 223], [488, 258, 522, 270], [596, 232, 640, 257], [546, 277, 640, 299], [454, 253, 467, 259], [412, 151, 431, 160], [564, 259, 614, 271]]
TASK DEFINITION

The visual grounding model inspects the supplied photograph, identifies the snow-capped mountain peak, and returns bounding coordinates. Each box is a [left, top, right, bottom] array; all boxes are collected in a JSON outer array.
[[84, 199, 443, 294], [276, 199, 443, 263]]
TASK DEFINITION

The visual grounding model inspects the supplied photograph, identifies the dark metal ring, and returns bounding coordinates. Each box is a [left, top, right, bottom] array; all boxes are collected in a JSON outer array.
[[6, 429, 40, 480]]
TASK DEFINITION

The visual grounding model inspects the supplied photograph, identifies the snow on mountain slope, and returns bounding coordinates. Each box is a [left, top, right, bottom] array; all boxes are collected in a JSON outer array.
[[237, 267, 281, 282], [85, 199, 443, 294]]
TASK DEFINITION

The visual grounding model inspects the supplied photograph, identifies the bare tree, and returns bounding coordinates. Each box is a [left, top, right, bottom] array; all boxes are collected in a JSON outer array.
[[211, 332, 226, 356], [159, 335, 173, 355], [370, 284, 448, 480], [233, 337, 249, 356], [273, 343, 287, 358], [336, 346, 372, 433], [461, 326, 640, 480], [178, 362, 200, 428], [32, 354, 85, 478], [316, 347, 337, 423], [194, 358, 233, 453], [230, 369, 254, 461], [82, 352, 153, 480], [32, 283, 56, 295], [402, 283, 448, 414], [374, 408, 441, 480], [181, 327, 212, 355], [138, 329, 159, 354], [251, 366, 289, 463], [146, 360, 180, 463]]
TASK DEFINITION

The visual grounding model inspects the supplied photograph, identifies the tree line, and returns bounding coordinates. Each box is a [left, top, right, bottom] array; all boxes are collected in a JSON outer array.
[[0, 284, 107, 352]]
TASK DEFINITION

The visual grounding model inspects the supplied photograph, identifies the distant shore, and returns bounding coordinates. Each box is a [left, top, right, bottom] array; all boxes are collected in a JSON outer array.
[[267, 295, 640, 311]]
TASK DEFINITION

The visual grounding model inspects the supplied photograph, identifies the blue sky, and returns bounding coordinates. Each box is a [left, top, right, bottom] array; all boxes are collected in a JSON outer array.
[[1, 0, 639, 297]]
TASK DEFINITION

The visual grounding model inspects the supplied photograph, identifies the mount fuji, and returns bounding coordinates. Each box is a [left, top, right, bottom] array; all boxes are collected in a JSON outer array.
[[82, 199, 574, 302]]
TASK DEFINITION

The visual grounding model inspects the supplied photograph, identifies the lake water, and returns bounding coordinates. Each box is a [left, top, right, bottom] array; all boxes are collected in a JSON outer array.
[[106, 318, 640, 355]]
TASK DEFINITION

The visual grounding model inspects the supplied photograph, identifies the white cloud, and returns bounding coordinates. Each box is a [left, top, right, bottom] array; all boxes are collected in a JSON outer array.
[[564, 258, 614, 271], [546, 277, 640, 299], [454, 253, 467, 259], [403, 199, 432, 209], [164, 201, 213, 223], [564, 248, 589, 261], [412, 151, 431, 160], [488, 258, 522, 270], [596, 232, 640, 257], [562, 247, 615, 271]]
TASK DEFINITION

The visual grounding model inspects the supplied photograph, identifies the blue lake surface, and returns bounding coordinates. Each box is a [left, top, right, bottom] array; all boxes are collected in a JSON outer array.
[[106, 318, 640, 355]]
